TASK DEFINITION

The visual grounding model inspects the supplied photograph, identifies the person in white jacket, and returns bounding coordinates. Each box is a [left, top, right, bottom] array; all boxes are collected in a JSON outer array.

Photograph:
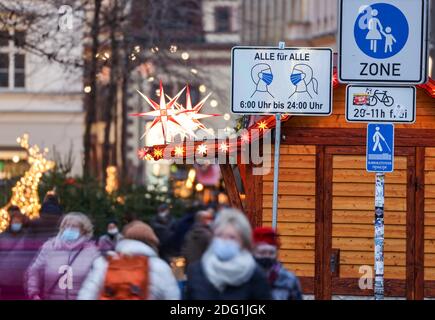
[[77, 220, 180, 300]]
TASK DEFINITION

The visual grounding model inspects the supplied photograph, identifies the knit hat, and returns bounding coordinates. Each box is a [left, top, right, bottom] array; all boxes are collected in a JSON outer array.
[[253, 227, 280, 247], [122, 220, 160, 252]]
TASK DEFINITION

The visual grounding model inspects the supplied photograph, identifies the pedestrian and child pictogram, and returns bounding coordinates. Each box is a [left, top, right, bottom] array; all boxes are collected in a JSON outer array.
[[354, 3, 409, 59]]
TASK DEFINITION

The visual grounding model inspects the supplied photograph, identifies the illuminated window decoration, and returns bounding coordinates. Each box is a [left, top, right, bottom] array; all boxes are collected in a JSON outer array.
[[0, 134, 55, 233]]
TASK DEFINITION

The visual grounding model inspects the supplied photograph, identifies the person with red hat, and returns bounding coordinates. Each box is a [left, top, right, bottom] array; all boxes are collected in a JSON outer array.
[[253, 227, 302, 300]]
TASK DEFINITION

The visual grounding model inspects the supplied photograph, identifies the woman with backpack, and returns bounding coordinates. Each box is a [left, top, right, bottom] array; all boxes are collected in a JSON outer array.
[[185, 208, 272, 300], [77, 220, 180, 300], [26, 212, 100, 300]]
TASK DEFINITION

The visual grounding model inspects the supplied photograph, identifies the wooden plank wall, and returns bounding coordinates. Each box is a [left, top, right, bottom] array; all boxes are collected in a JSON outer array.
[[332, 155, 407, 282], [425, 148, 435, 282], [262, 145, 316, 277]]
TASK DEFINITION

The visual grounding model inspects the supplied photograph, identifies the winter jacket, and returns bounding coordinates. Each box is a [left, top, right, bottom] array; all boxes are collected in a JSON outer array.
[[181, 224, 213, 267], [77, 239, 180, 300], [0, 228, 38, 299], [267, 263, 303, 300], [26, 237, 100, 300], [185, 254, 272, 300]]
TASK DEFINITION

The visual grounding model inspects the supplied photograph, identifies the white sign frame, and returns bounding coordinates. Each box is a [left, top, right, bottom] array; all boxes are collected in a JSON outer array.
[[231, 46, 333, 116], [346, 85, 416, 124], [338, 0, 429, 84]]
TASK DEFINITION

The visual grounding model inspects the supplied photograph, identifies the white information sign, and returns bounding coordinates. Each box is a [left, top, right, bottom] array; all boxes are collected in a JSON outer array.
[[231, 47, 332, 115], [346, 85, 416, 123]]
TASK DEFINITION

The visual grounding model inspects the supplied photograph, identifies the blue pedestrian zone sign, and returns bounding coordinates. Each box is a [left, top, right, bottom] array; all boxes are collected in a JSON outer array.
[[354, 3, 409, 59], [366, 123, 394, 173]]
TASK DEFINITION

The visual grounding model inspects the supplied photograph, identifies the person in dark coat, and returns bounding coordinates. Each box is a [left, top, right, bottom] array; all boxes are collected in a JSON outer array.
[[27, 193, 63, 246], [168, 204, 207, 257], [0, 206, 34, 300], [185, 208, 271, 300], [149, 204, 177, 261], [253, 227, 302, 300], [181, 210, 214, 267], [98, 219, 123, 255]]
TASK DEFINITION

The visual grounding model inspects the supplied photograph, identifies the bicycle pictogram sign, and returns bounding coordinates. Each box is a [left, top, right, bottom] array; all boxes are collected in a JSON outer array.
[[365, 89, 394, 107]]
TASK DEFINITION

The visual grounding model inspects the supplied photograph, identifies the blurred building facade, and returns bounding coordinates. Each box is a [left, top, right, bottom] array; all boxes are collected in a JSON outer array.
[[0, 6, 84, 179], [240, 0, 337, 48]]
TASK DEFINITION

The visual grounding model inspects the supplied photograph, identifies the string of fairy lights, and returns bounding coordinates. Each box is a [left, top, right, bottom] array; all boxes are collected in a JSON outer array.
[[0, 134, 55, 233]]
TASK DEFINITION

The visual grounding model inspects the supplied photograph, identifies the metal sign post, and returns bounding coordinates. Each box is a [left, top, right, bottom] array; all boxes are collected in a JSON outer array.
[[272, 112, 281, 229], [271, 42, 285, 230], [374, 173, 385, 300], [366, 123, 394, 300]]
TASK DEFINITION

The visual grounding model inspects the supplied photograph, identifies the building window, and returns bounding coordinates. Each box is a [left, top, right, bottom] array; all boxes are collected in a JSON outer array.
[[0, 30, 25, 89], [215, 7, 231, 33]]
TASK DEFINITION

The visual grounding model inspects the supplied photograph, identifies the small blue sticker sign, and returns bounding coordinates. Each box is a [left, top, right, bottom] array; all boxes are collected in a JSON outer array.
[[366, 123, 394, 173]]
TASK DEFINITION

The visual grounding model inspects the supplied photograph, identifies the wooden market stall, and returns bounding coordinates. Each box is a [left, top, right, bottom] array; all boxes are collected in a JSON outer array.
[[240, 76, 435, 300], [137, 75, 435, 300]]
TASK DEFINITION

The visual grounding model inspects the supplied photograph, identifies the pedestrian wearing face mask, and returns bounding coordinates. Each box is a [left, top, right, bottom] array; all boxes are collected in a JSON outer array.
[[98, 219, 123, 255], [150, 204, 177, 261], [181, 209, 214, 268], [0, 206, 34, 300], [185, 208, 271, 300], [253, 227, 302, 300], [26, 212, 100, 300]]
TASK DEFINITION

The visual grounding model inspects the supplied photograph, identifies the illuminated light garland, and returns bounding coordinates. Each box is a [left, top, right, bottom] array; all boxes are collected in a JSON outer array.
[[241, 132, 250, 144], [0, 208, 9, 233], [174, 146, 184, 157], [196, 144, 207, 156], [105, 166, 118, 194], [153, 148, 163, 159], [134, 112, 292, 162], [257, 121, 268, 131], [219, 142, 229, 153], [0, 134, 55, 233]]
